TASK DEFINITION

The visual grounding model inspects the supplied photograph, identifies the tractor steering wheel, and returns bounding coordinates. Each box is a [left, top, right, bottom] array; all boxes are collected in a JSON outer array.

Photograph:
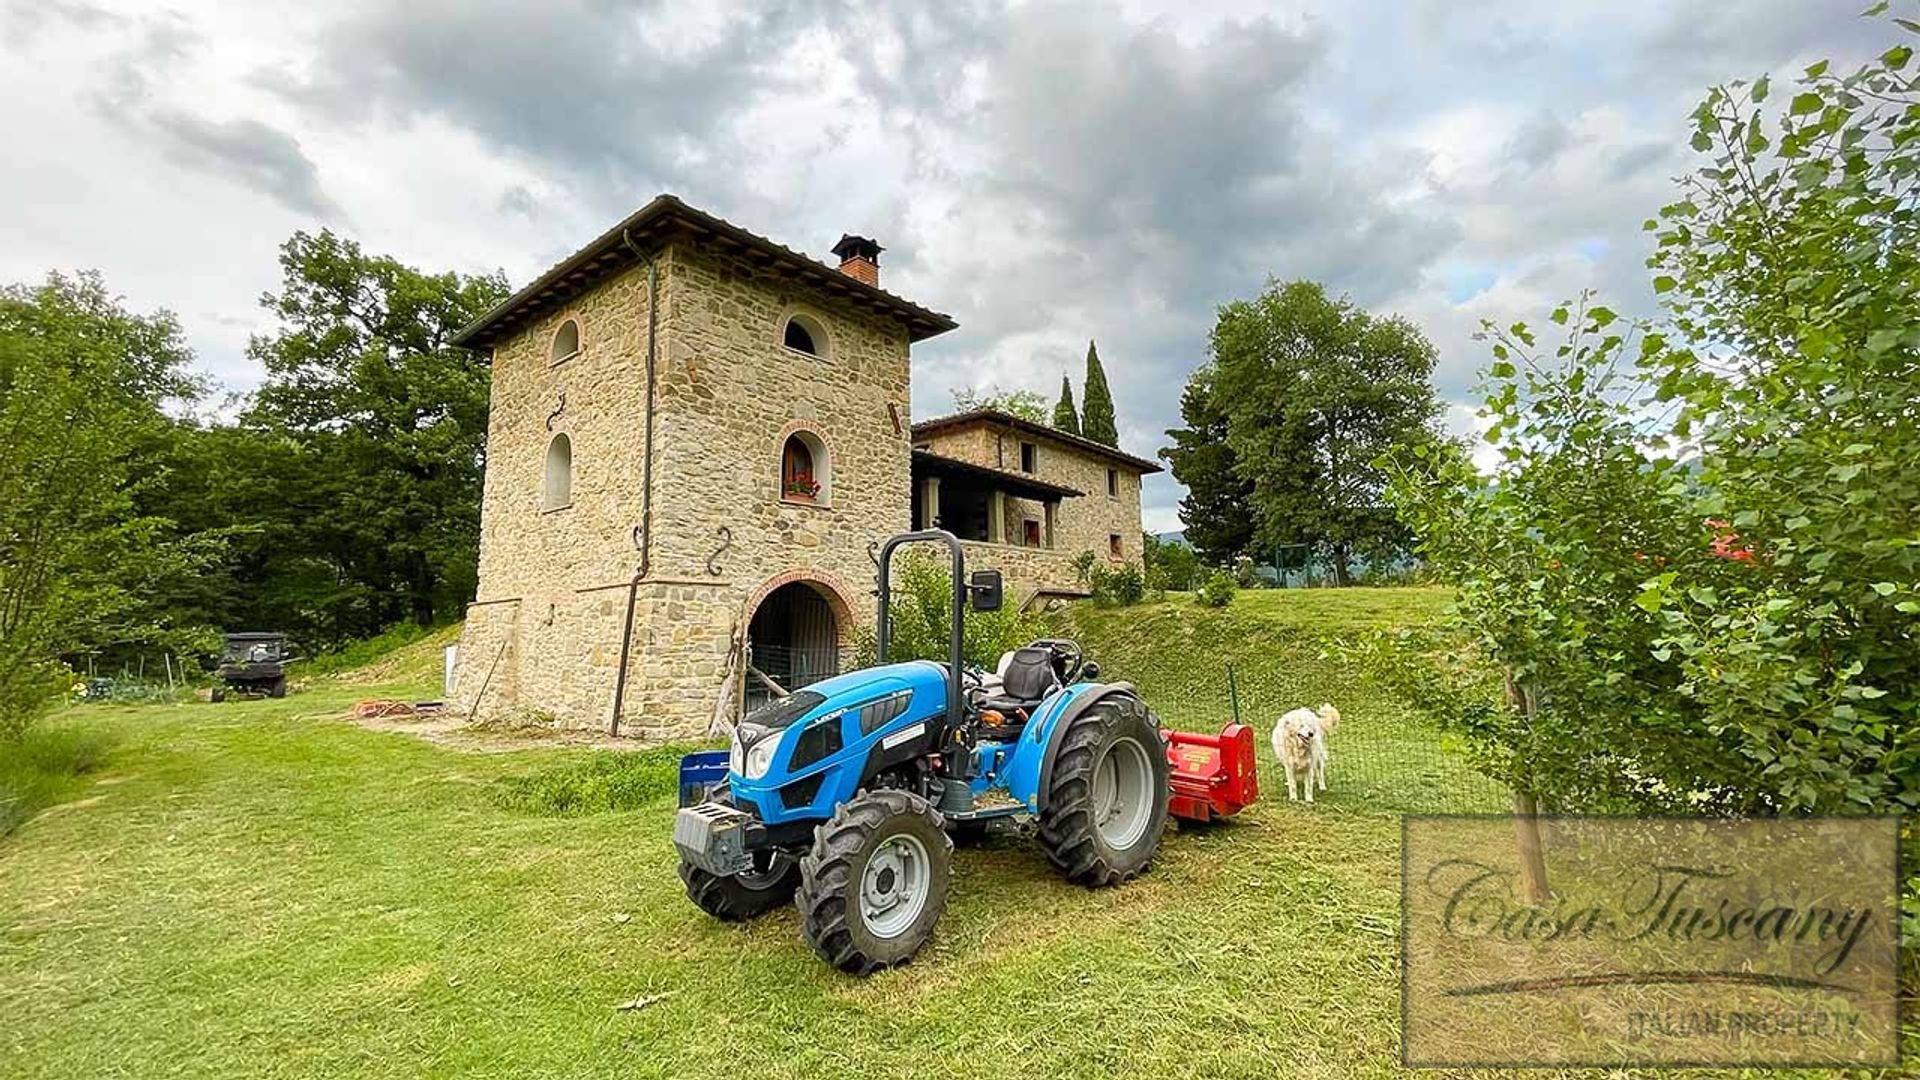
[[1036, 638, 1084, 684]]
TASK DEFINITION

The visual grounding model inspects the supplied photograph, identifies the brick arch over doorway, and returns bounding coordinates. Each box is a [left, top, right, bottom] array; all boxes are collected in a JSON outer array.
[[741, 569, 861, 711]]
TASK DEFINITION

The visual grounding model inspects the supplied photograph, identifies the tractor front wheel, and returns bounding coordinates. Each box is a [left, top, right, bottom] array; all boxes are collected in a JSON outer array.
[[1037, 697, 1171, 887], [679, 853, 801, 922], [678, 788, 799, 921], [798, 790, 951, 975]]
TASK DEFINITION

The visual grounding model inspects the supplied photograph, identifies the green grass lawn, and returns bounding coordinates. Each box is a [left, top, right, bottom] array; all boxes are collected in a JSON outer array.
[[0, 589, 1905, 1078]]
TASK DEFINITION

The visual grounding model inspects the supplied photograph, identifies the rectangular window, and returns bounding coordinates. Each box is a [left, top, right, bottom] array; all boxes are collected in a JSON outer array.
[[1107, 469, 1118, 497], [1023, 519, 1042, 547], [1019, 442, 1036, 473], [1109, 533, 1123, 558]]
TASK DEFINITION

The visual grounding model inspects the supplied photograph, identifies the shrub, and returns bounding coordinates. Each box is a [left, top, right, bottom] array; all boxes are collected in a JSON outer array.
[[1089, 562, 1145, 607], [850, 552, 1056, 669], [1195, 568, 1236, 608], [1231, 554, 1259, 588], [1069, 550, 1096, 586]]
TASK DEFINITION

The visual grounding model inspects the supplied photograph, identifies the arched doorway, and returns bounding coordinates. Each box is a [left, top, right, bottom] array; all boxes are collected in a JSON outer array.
[[745, 581, 842, 711]]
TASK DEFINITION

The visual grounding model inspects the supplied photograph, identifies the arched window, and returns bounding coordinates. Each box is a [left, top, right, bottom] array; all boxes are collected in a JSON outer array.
[[550, 319, 580, 364], [782, 313, 827, 358], [543, 433, 573, 510], [780, 431, 830, 504]]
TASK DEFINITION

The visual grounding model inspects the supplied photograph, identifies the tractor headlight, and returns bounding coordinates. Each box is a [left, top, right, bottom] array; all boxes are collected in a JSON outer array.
[[743, 735, 780, 780], [731, 724, 779, 780]]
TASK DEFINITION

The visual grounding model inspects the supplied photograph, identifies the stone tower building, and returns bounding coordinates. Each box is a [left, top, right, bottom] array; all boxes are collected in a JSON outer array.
[[449, 195, 1159, 740]]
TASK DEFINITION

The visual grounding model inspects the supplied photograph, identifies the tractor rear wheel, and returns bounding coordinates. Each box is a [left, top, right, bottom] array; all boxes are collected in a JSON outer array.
[[678, 788, 800, 921], [798, 790, 951, 975], [1037, 697, 1170, 887]]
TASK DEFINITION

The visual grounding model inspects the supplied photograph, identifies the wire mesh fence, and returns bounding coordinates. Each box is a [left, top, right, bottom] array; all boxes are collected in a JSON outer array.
[[1138, 659, 1511, 816]]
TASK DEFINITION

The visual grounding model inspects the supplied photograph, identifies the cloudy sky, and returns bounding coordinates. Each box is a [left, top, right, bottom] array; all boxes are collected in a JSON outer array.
[[0, 0, 1894, 531]]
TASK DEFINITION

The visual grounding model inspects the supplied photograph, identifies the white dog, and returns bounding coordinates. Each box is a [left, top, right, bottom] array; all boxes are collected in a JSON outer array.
[[1272, 704, 1339, 803]]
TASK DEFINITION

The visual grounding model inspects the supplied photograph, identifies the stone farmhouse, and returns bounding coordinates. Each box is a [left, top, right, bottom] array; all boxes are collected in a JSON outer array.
[[448, 195, 1161, 740]]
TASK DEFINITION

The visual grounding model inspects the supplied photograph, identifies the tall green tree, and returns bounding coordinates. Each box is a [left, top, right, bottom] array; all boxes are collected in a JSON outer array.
[[0, 273, 204, 737], [1051, 374, 1080, 434], [1386, 18, 1920, 820], [1211, 280, 1438, 585], [1159, 366, 1255, 564], [1080, 340, 1118, 447], [245, 231, 509, 634]]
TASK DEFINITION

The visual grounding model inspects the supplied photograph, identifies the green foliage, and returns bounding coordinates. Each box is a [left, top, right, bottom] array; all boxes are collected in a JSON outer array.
[[1386, 18, 1920, 818], [1088, 561, 1145, 607], [0, 272, 209, 741], [1210, 280, 1439, 586], [1051, 373, 1080, 434], [1142, 532, 1200, 591], [239, 231, 510, 639], [951, 384, 1047, 423], [0, 722, 114, 837], [1194, 567, 1237, 608], [491, 748, 688, 816], [1069, 550, 1096, 585], [850, 552, 1055, 668], [1079, 339, 1118, 447], [1159, 366, 1256, 564]]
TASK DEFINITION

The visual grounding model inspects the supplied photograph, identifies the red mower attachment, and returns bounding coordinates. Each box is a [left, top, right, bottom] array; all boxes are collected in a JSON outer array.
[[1164, 723, 1259, 822]]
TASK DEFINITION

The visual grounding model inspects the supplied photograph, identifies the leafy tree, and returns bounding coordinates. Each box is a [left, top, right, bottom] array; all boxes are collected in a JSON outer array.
[[1079, 340, 1118, 447], [245, 231, 508, 635], [1211, 281, 1438, 584], [1160, 366, 1255, 565], [951, 384, 1047, 423], [1387, 19, 1920, 820], [0, 273, 204, 738], [1051, 374, 1080, 434], [1142, 531, 1200, 591]]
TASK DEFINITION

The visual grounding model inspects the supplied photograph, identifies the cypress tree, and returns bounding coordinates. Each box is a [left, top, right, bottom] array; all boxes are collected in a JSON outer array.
[[1080, 339, 1118, 447], [1052, 374, 1080, 434]]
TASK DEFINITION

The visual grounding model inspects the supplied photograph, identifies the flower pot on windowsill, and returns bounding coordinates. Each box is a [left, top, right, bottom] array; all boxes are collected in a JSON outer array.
[[782, 477, 821, 503]]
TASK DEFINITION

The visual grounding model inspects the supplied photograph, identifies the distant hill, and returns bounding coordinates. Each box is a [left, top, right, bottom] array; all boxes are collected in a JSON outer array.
[[1152, 530, 1188, 546]]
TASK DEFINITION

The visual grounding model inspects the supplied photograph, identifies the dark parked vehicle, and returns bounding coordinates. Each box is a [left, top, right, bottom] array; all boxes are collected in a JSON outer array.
[[213, 632, 291, 701]]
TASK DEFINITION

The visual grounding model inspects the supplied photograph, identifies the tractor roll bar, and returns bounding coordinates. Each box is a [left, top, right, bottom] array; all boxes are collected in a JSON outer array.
[[874, 528, 965, 734]]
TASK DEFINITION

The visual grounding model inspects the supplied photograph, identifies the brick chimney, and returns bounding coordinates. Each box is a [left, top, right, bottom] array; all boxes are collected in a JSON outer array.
[[831, 234, 883, 287]]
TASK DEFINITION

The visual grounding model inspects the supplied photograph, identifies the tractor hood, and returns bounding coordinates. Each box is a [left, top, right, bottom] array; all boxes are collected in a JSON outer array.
[[740, 661, 949, 731]]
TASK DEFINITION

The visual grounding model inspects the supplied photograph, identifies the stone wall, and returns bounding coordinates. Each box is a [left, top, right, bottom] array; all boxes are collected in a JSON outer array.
[[453, 240, 915, 739]]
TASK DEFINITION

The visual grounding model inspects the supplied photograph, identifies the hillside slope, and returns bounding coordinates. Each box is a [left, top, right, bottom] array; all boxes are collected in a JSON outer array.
[[1067, 587, 1505, 813]]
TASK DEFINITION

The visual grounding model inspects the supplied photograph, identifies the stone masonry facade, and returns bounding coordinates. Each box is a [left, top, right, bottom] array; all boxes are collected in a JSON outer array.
[[451, 198, 1156, 741], [912, 420, 1150, 606]]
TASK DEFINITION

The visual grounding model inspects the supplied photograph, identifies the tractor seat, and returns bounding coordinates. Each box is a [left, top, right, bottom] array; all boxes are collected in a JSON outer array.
[[979, 646, 1058, 712]]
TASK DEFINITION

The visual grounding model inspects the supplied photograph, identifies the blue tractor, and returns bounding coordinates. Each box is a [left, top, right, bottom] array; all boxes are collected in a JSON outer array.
[[674, 529, 1172, 974]]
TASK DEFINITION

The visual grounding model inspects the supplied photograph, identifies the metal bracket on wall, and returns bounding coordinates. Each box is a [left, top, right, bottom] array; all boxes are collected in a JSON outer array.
[[546, 392, 567, 432], [706, 526, 732, 577], [631, 524, 645, 552]]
